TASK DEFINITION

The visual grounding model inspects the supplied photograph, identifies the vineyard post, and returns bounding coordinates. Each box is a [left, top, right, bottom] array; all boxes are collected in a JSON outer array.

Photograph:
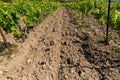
[[105, 0, 111, 44], [0, 29, 12, 55]]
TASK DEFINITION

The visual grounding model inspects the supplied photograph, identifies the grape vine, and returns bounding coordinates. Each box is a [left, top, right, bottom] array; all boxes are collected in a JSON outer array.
[[0, 0, 61, 55], [64, 0, 120, 44]]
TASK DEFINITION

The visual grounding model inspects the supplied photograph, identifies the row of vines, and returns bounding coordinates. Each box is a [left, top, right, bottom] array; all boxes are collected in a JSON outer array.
[[0, 0, 61, 37], [1, 0, 120, 38], [64, 0, 120, 30], [0, 0, 120, 54]]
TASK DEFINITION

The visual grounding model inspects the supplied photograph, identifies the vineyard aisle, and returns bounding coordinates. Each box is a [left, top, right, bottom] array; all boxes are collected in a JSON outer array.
[[0, 7, 120, 80]]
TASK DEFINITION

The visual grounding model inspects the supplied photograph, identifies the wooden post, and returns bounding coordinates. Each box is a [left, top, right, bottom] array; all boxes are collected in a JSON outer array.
[[105, 0, 111, 44], [0, 29, 12, 55]]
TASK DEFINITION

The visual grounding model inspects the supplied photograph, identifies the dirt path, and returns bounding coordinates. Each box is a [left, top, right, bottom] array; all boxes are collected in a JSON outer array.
[[0, 7, 120, 80]]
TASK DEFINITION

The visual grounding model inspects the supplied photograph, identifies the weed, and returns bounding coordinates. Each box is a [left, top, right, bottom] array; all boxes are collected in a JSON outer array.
[[11, 44, 18, 51], [102, 34, 114, 41], [6, 52, 12, 58], [115, 47, 120, 53]]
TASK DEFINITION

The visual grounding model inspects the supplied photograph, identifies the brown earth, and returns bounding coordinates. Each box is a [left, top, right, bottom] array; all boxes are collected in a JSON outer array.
[[0, 7, 120, 80]]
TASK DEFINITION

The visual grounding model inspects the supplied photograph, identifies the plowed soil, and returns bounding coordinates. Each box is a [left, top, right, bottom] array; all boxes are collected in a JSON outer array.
[[0, 7, 120, 80]]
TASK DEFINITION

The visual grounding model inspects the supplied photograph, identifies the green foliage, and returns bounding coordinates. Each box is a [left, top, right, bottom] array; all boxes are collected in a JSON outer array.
[[102, 34, 114, 41], [115, 47, 120, 53], [98, 17, 105, 25], [0, 0, 61, 37], [115, 2, 120, 10], [14, 0, 61, 25], [65, 0, 120, 30], [11, 44, 18, 51], [109, 10, 120, 29], [0, 0, 120, 39], [79, 23, 91, 27], [92, 1, 120, 29], [92, 0, 107, 25], [64, 0, 94, 16], [0, 2, 20, 33], [63, 2, 80, 12]]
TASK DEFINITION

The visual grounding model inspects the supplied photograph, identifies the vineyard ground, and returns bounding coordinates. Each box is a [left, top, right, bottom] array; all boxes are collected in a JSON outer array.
[[0, 7, 120, 80]]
